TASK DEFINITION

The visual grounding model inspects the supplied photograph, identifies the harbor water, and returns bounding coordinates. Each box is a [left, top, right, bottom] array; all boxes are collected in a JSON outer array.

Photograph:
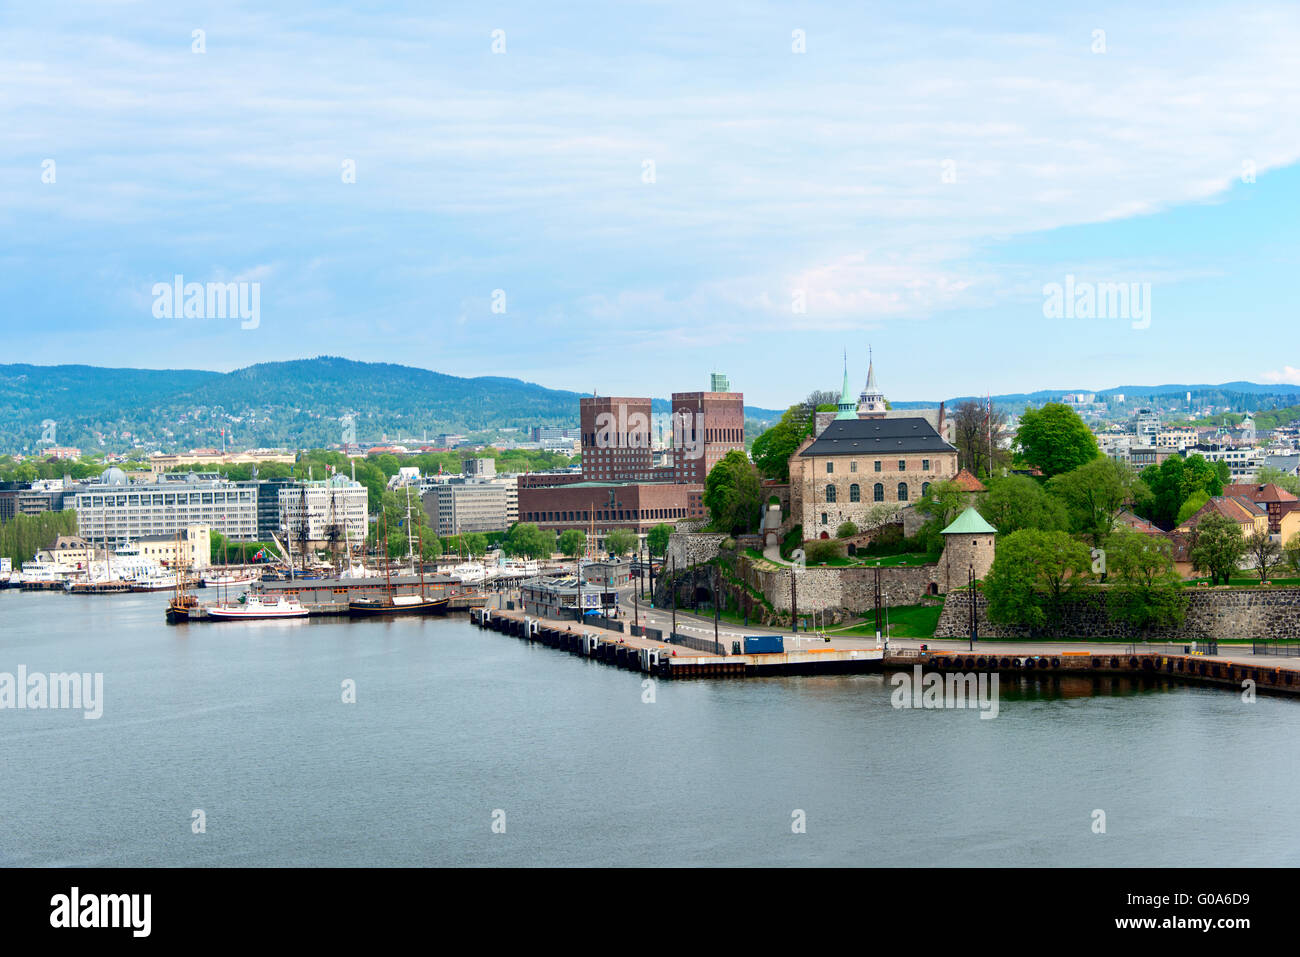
[[2, 589, 1298, 867]]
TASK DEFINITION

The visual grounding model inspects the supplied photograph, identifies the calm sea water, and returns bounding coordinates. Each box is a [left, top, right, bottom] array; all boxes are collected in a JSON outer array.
[[2, 588, 1298, 867]]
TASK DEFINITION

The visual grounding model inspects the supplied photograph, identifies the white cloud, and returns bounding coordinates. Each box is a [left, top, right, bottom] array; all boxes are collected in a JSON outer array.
[[1262, 366, 1300, 385]]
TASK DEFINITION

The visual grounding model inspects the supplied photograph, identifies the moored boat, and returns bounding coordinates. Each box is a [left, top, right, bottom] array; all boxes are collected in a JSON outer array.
[[348, 594, 447, 616], [208, 594, 310, 620]]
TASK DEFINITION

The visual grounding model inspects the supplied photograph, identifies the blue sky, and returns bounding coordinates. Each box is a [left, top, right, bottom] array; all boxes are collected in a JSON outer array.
[[2, 1, 1298, 408]]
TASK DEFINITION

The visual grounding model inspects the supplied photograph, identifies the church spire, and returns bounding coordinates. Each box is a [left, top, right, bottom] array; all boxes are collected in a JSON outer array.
[[858, 344, 887, 417], [835, 350, 857, 419]]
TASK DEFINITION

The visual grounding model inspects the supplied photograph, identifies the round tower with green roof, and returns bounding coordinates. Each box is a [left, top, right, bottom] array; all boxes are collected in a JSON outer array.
[[938, 506, 997, 592]]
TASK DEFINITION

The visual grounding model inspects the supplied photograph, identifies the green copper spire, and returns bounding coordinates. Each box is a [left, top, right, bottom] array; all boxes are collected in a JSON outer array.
[[835, 350, 857, 419]]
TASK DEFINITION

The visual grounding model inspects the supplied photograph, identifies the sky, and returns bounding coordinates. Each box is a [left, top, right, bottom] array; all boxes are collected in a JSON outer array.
[[2, 0, 1298, 409]]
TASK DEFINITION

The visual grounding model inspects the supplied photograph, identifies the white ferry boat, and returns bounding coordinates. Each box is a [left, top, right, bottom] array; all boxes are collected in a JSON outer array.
[[16, 558, 79, 585], [450, 562, 487, 584], [207, 594, 310, 620], [496, 558, 540, 578]]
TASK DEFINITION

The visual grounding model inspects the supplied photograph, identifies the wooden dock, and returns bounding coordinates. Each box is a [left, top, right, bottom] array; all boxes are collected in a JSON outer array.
[[472, 607, 885, 678]]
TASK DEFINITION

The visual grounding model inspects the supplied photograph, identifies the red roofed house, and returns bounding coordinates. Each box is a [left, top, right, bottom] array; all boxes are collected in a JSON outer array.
[[1223, 483, 1299, 535], [1175, 495, 1268, 538]]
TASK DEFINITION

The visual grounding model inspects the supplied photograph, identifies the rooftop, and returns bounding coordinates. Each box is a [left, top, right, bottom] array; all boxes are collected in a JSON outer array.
[[941, 507, 997, 536], [799, 416, 954, 457]]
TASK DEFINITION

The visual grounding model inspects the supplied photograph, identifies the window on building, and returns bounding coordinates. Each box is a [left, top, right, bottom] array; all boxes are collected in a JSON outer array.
[[873, 461, 881, 472], [922, 482, 930, 496], [897, 483, 909, 501], [821, 512, 827, 525], [898, 460, 906, 471], [825, 485, 836, 503], [922, 459, 930, 471], [874, 483, 884, 502], [826, 461, 834, 474], [850, 461, 857, 472], [849, 484, 860, 502]]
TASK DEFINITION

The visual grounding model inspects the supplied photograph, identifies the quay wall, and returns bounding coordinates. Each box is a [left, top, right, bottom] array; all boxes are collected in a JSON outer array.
[[935, 587, 1300, 642]]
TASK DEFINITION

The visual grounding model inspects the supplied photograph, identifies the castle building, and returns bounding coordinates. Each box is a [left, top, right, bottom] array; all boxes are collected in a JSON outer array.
[[791, 352, 959, 538]]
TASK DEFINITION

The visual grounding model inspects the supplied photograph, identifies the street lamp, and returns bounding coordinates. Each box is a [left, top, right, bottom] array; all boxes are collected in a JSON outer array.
[[968, 564, 977, 651]]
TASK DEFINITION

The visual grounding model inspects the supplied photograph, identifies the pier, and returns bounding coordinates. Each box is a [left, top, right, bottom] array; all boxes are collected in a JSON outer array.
[[471, 606, 885, 678]]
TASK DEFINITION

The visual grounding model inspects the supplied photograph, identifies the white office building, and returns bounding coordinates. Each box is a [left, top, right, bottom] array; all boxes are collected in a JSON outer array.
[[74, 468, 257, 546]]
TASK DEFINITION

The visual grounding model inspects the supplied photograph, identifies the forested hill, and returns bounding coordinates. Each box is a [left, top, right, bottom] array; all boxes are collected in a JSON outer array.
[[0, 358, 780, 453]]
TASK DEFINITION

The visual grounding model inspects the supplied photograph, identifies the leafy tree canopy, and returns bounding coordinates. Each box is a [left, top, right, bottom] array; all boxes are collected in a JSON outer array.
[[1014, 403, 1099, 478]]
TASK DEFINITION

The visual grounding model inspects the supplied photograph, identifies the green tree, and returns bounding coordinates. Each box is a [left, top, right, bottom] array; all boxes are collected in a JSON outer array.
[[1175, 490, 1210, 526], [504, 522, 552, 560], [1188, 514, 1246, 585], [558, 529, 587, 558], [1104, 529, 1188, 632], [803, 538, 843, 564], [984, 529, 1093, 632], [1046, 458, 1146, 548], [1140, 454, 1224, 527], [835, 521, 858, 539], [0, 510, 79, 566], [703, 449, 763, 535], [977, 474, 1069, 534], [751, 405, 814, 482], [646, 523, 674, 557], [1283, 534, 1300, 575], [913, 479, 969, 531], [605, 528, 637, 557], [1244, 526, 1282, 581], [1014, 403, 1099, 478], [462, 532, 489, 559]]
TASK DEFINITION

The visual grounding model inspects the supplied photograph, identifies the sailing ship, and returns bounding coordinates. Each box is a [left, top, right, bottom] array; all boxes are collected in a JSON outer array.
[[348, 509, 445, 616], [166, 530, 200, 623]]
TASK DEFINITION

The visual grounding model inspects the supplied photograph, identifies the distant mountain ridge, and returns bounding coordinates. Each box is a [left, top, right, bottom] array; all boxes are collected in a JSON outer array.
[[0, 358, 782, 454], [893, 381, 1300, 412]]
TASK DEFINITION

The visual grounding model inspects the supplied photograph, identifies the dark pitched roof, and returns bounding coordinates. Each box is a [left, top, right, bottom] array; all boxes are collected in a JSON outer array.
[[799, 416, 954, 457]]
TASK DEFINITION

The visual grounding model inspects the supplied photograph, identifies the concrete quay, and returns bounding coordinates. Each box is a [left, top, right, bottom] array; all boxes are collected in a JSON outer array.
[[471, 607, 886, 678]]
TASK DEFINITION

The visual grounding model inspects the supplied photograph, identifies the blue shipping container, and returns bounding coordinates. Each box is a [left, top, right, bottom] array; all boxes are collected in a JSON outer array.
[[743, 635, 784, 654]]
